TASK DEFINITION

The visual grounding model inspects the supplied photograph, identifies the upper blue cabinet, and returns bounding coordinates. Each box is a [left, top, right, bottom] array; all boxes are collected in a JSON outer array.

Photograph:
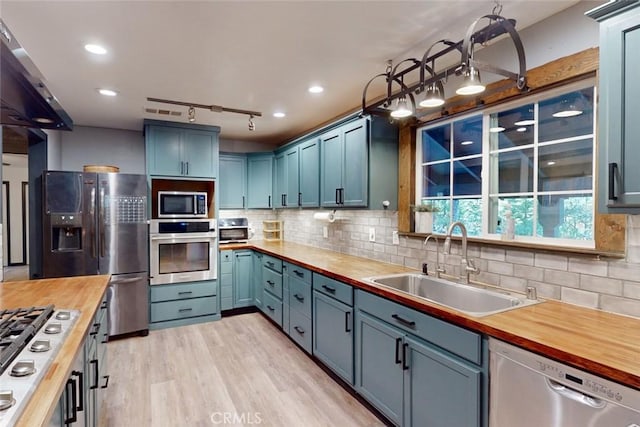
[[320, 116, 398, 209], [247, 153, 274, 209], [144, 119, 219, 179], [588, 1, 640, 212], [219, 154, 247, 209], [274, 137, 320, 208]]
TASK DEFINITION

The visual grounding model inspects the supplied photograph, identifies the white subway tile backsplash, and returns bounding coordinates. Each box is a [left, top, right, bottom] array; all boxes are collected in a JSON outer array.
[[527, 280, 561, 300], [624, 282, 640, 299], [580, 274, 623, 296], [487, 260, 514, 276], [534, 253, 568, 271], [626, 245, 640, 264], [607, 260, 640, 281], [568, 257, 608, 277], [513, 264, 544, 282], [505, 249, 535, 266], [543, 269, 579, 288], [600, 295, 640, 318], [480, 246, 506, 261], [561, 287, 599, 309], [499, 275, 527, 292]]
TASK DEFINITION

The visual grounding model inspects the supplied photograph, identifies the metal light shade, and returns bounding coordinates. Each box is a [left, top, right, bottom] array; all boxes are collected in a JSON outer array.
[[456, 67, 485, 95], [390, 96, 413, 118], [419, 84, 445, 108]]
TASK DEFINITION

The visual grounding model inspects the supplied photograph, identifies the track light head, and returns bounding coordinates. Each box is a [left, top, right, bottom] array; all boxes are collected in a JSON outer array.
[[248, 115, 255, 131]]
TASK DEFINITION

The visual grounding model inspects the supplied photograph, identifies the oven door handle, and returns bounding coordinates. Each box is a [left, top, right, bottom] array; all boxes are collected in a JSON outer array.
[[150, 235, 216, 243]]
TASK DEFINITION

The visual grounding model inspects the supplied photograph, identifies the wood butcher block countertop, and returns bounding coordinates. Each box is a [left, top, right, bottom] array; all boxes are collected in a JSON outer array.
[[222, 241, 640, 390], [0, 275, 110, 427]]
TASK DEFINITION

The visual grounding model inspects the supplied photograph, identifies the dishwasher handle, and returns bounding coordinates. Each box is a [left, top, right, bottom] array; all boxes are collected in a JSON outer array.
[[546, 379, 606, 409]]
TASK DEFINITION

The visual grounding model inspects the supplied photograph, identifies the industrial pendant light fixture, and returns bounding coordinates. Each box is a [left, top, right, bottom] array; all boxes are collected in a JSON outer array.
[[420, 83, 446, 107], [456, 66, 485, 96], [391, 96, 413, 118]]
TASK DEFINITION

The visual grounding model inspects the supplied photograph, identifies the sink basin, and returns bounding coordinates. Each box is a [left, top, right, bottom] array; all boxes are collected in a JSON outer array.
[[361, 273, 540, 317]]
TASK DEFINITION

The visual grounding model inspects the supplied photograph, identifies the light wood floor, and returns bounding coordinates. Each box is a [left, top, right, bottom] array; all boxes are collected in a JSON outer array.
[[101, 313, 385, 427]]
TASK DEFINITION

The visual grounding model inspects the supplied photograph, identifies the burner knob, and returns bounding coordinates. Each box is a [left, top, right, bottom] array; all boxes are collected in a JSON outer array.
[[0, 390, 16, 411], [10, 360, 36, 377], [44, 323, 62, 334], [55, 311, 71, 320], [30, 339, 51, 352]]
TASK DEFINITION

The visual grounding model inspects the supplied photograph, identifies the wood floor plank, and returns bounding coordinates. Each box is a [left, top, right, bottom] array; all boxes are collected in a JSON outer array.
[[101, 313, 384, 427]]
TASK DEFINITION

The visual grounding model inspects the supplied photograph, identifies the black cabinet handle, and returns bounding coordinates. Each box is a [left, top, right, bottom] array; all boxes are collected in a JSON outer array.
[[293, 294, 304, 303], [609, 162, 618, 201], [180, 161, 184, 175], [294, 326, 305, 335], [90, 322, 100, 336], [266, 261, 274, 268], [90, 359, 99, 390], [321, 284, 336, 294], [100, 301, 108, 310], [242, 195, 245, 208], [178, 308, 193, 313], [266, 280, 275, 287], [394, 337, 402, 365], [178, 291, 193, 295], [402, 343, 409, 370], [298, 192, 302, 206], [65, 377, 77, 424], [267, 305, 275, 312], [101, 375, 110, 389], [335, 188, 340, 205], [345, 311, 351, 333], [268, 195, 272, 208], [293, 270, 305, 278], [72, 370, 84, 412], [340, 188, 345, 204], [392, 314, 416, 328], [185, 161, 189, 175]]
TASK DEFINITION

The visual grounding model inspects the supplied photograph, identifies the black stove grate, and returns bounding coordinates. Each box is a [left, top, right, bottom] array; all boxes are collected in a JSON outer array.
[[0, 305, 54, 374]]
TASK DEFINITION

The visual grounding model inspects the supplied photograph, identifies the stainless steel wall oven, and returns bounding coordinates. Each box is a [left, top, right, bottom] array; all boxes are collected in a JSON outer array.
[[149, 218, 217, 285]]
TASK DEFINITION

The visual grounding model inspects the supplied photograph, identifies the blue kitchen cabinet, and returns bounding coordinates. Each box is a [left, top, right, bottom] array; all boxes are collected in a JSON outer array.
[[274, 152, 286, 208], [284, 262, 313, 353], [220, 250, 233, 310], [247, 154, 274, 208], [313, 289, 354, 384], [252, 251, 263, 309], [299, 137, 320, 207], [233, 250, 253, 307], [144, 119, 219, 178], [274, 146, 300, 208], [320, 128, 344, 207], [219, 154, 247, 209], [588, 2, 640, 212], [149, 280, 219, 329], [261, 254, 283, 327]]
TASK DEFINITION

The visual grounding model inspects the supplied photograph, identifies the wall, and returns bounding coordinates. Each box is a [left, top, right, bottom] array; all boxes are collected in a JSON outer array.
[[2, 154, 29, 265]]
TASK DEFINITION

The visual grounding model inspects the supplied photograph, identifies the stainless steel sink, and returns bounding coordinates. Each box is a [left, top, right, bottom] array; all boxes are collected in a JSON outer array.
[[361, 273, 540, 317]]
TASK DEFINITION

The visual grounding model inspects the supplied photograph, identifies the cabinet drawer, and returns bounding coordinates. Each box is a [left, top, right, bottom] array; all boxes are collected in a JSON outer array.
[[355, 290, 482, 365], [263, 254, 283, 272], [262, 291, 283, 328], [151, 296, 217, 323], [289, 277, 312, 318], [284, 262, 312, 285], [313, 273, 353, 306], [150, 281, 217, 302], [263, 268, 283, 299], [289, 308, 312, 354], [220, 250, 233, 263]]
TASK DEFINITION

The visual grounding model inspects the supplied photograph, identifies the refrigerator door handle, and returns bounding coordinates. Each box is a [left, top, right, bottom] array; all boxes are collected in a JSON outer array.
[[99, 187, 106, 257], [90, 187, 97, 258]]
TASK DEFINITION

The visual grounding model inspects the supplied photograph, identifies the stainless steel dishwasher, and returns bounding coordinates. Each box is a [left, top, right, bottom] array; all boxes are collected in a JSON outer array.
[[489, 338, 640, 427]]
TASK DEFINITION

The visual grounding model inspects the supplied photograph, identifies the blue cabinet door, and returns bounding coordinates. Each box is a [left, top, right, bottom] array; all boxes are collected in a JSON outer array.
[[233, 250, 253, 307], [320, 129, 344, 207], [313, 290, 354, 384], [182, 129, 218, 178], [594, 5, 640, 211], [355, 311, 404, 425], [299, 138, 320, 207], [274, 153, 286, 208], [247, 154, 273, 208], [252, 252, 263, 309], [147, 125, 182, 176], [403, 335, 482, 427], [219, 155, 247, 209], [285, 147, 300, 207], [342, 119, 368, 207]]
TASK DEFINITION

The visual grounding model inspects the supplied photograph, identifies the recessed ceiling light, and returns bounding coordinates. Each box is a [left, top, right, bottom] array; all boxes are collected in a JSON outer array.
[[85, 44, 107, 55], [98, 89, 117, 97], [33, 117, 54, 124], [308, 85, 324, 94], [460, 140, 474, 146], [517, 127, 527, 132], [489, 126, 505, 133], [514, 119, 536, 126], [273, 112, 286, 118]]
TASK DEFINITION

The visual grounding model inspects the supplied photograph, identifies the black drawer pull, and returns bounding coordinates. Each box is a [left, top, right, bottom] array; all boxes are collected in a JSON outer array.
[[178, 291, 193, 295], [178, 308, 193, 313], [609, 162, 618, 201], [392, 314, 416, 328], [90, 322, 100, 336], [294, 326, 305, 335], [266, 261, 274, 268], [268, 195, 272, 208], [394, 337, 402, 364], [335, 188, 340, 205], [345, 311, 351, 333], [322, 284, 336, 294], [267, 305, 275, 312], [101, 375, 110, 389], [72, 370, 84, 412], [298, 192, 302, 206], [293, 294, 304, 303], [402, 343, 409, 370], [100, 301, 108, 309], [293, 270, 305, 278], [266, 280, 275, 287], [90, 359, 99, 390]]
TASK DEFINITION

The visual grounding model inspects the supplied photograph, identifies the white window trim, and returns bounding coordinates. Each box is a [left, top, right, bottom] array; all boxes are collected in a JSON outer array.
[[415, 78, 597, 249]]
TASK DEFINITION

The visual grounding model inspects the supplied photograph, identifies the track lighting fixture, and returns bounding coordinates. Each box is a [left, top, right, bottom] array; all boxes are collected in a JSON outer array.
[[362, 4, 527, 119], [248, 115, 255, 131], [147, 97, 262, 125], [188, 106, 196, 123]]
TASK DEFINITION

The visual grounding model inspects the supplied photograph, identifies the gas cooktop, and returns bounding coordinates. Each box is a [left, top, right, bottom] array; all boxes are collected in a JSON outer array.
[[0, 305, 79, 427]]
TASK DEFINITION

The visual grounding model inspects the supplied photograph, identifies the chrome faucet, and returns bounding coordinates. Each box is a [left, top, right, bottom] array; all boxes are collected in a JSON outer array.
[[443, 221, 479, 284], [423, 235, 445, 278]]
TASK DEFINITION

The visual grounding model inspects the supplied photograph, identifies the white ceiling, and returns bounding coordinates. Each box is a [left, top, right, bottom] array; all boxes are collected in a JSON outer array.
[[1, 1, 582, 145]]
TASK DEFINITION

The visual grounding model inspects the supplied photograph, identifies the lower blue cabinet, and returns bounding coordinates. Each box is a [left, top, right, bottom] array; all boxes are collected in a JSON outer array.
[[312, 290, 354, 384], [149, 280, 218, 329], [233, 250, 253, 308], [253, 252, 263, 309]]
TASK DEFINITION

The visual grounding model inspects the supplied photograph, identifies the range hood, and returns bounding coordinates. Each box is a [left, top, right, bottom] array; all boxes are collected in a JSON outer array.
[[0, 19, 73, 130]]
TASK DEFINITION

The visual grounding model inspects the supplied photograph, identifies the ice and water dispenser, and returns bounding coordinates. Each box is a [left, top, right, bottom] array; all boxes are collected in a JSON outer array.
[[49, 214, 82, 251]]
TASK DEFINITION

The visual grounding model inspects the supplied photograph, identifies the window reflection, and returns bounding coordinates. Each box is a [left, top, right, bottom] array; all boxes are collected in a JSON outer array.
[[422, 124, 450, 162]]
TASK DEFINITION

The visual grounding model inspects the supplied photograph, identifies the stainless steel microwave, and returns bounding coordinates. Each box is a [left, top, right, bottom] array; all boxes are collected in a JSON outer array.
[[158, 191, 207, 218]]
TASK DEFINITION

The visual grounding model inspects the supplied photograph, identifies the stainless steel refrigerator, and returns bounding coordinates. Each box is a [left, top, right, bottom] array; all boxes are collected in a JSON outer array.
[[42, 171, 149, 337]]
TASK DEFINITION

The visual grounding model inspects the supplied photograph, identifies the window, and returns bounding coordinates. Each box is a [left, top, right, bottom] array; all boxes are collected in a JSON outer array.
[[416, 80, 595, 247]]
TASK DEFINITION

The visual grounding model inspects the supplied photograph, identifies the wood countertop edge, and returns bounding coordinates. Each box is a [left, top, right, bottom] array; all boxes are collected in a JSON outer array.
[[228, 241, 640, 390], [0, 275, 111, 427]]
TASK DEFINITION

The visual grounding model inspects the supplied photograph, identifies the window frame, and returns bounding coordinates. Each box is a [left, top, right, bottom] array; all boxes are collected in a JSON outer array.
[[415, 78, 597, 248]]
